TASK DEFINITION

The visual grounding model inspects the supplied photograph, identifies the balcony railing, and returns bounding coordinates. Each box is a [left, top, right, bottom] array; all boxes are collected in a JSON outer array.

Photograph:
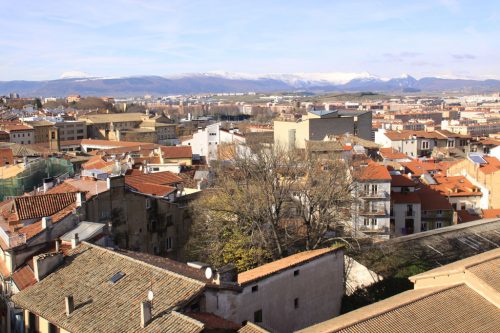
[[405, 210, 416, 217], [359, 191, 388, 199], [359, 225, 389, 233], [360, 209, 387, 216]]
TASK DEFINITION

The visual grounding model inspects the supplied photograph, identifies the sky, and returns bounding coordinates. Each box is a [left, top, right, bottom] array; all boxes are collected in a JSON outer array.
[[0, 0, 499, 81]]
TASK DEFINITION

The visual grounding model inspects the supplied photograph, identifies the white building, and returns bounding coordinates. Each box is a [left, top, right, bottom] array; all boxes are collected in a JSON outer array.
[[181, 123, 246, 161], [353, 160, 392, 238], [204, 247, 344, 333]]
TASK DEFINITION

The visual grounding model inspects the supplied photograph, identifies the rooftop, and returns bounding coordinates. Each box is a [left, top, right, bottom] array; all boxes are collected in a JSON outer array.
[[299, 248, 500, 333], [237, 246, 342, 285], [12, 243, 206, 333]]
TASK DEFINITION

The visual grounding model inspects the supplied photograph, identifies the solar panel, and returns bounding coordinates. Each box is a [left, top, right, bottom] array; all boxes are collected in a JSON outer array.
[[468, 154, 487, 165]]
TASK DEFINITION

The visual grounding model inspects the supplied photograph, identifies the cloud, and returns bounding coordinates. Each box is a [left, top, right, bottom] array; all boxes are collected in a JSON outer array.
[[452, 54, 476, 60], [381, 52, 422, 62]]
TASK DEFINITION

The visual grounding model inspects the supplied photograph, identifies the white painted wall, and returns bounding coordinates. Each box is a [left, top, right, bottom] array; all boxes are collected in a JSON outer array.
[[205, 250, 344, 333]]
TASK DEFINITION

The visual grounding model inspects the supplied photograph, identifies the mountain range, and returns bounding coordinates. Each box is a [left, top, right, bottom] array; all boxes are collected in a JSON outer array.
[[1, 72, 500, 97]]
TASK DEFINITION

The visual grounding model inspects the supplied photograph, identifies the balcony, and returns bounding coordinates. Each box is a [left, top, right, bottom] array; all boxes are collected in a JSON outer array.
[[359, 225, 389, 233], [360, 209, 387, 216], [359, 191, 388, 199], [405, 210, 416, 217]]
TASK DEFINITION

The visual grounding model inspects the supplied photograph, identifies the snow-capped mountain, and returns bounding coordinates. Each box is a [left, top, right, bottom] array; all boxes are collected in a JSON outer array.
[[1, 72, 500, 96]]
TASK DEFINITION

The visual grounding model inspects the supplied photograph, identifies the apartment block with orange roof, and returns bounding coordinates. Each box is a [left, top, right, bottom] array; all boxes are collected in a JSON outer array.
[[447, 154, 500, 209], [353, 160, 392, 237]]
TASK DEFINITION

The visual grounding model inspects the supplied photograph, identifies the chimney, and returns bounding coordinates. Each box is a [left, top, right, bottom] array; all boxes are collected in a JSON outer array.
[[76, 192, 84, 207], [71, 233, 80, 249], [65, 295, 74, 317], [140, 301, 152, 328], [41, 217, 52, 229], [215, 263, 238, 285], [33, 253, 63, 281]]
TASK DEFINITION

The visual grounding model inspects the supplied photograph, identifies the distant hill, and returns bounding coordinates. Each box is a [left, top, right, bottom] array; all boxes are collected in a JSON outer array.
[[1, 72, 499, 97]]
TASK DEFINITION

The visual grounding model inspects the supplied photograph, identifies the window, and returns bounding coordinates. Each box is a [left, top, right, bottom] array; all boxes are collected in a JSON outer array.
[[251, 285, 258, 293], [372, 219, 378, 226], [166, 237, 172, 250], [146, 198, 151, 209], [371, 184, 378, 194], [421, 141, 429, 149], [48, 322, 58, 333], [363, 218, 370, 226], [436, 221, 443, 228], [294, 298, 299, 309], [28, 311, 37, 333], [254, 310, 262, 323], [294, 269, 300, 276], [421, 221, 427, 232]]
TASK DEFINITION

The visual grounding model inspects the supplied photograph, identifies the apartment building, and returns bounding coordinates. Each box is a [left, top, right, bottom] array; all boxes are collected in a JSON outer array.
[[181, 123, 246, 161], [205, 246, 344, 333], [447, 154, 500, 209], [375, 129, 470, 158], [353, 160, 391, 238], [1, 124, 35, 145], [23, 120, 56, 143], [274, 109, 373, 150], [54, 120, 87, 141]]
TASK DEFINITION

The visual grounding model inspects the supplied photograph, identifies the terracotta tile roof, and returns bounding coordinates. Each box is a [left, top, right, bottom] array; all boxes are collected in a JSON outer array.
[[354, 161, 391, 181], [185, 312, 241, 330], [479, 138, 500, 146], [478, 156, 500, 174], [12, 264, 36, 291], [239, 322, 271, 333], [47, 179, 108, 200], [13, 193, 77, 221], [411, 248, 500, 291], [383, 130, 447, 141], [117, 249, 214, 284], [430, 176, 482, 197], [391, 192, 420, 204], [238, 246, 342, 285], [481, 209, 500, 219], [18, 203, 77, 240], [3, 124, 34, 132], [81, 156, 116, 172], [125, 170, 183, 187], [12, 243, 206, 333], [457, 210, 481, 223], [161, 146, 192, 159], [401, 160, 454, 177], [127, 182, 176, 197], [81, 138, 156, 148], [390, 174, 415, 187], [298, 284, 500, 333], [379, 148, 410, 160], [417, 186, 453, 211]]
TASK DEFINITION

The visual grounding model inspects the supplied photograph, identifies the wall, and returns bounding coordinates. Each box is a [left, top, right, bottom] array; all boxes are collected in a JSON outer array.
[[9, 130, 34, 145], [392, 203, 422, 236], [206, 250, 344, 333], [448, 159, 500, 209]]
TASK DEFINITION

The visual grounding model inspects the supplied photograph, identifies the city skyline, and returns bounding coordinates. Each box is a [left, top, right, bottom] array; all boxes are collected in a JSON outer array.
[[1, 0, 499, 81]]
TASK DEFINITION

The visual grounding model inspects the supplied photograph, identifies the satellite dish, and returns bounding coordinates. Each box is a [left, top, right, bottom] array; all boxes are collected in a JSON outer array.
[[147, 290, 154, 301], [205, 267, 213, 280]]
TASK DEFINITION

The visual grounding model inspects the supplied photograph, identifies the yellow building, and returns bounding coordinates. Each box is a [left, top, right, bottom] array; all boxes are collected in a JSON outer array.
[[274, 110, 372, 150], [447, 155, 500, 209]]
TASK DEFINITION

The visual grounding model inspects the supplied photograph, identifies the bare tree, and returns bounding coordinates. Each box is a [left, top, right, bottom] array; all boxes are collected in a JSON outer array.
[[186, 143, 354, 270]]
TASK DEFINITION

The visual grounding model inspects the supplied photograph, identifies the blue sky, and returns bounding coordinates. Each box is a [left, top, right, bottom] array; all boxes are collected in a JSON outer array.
[[0, 0, 498, 80]]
